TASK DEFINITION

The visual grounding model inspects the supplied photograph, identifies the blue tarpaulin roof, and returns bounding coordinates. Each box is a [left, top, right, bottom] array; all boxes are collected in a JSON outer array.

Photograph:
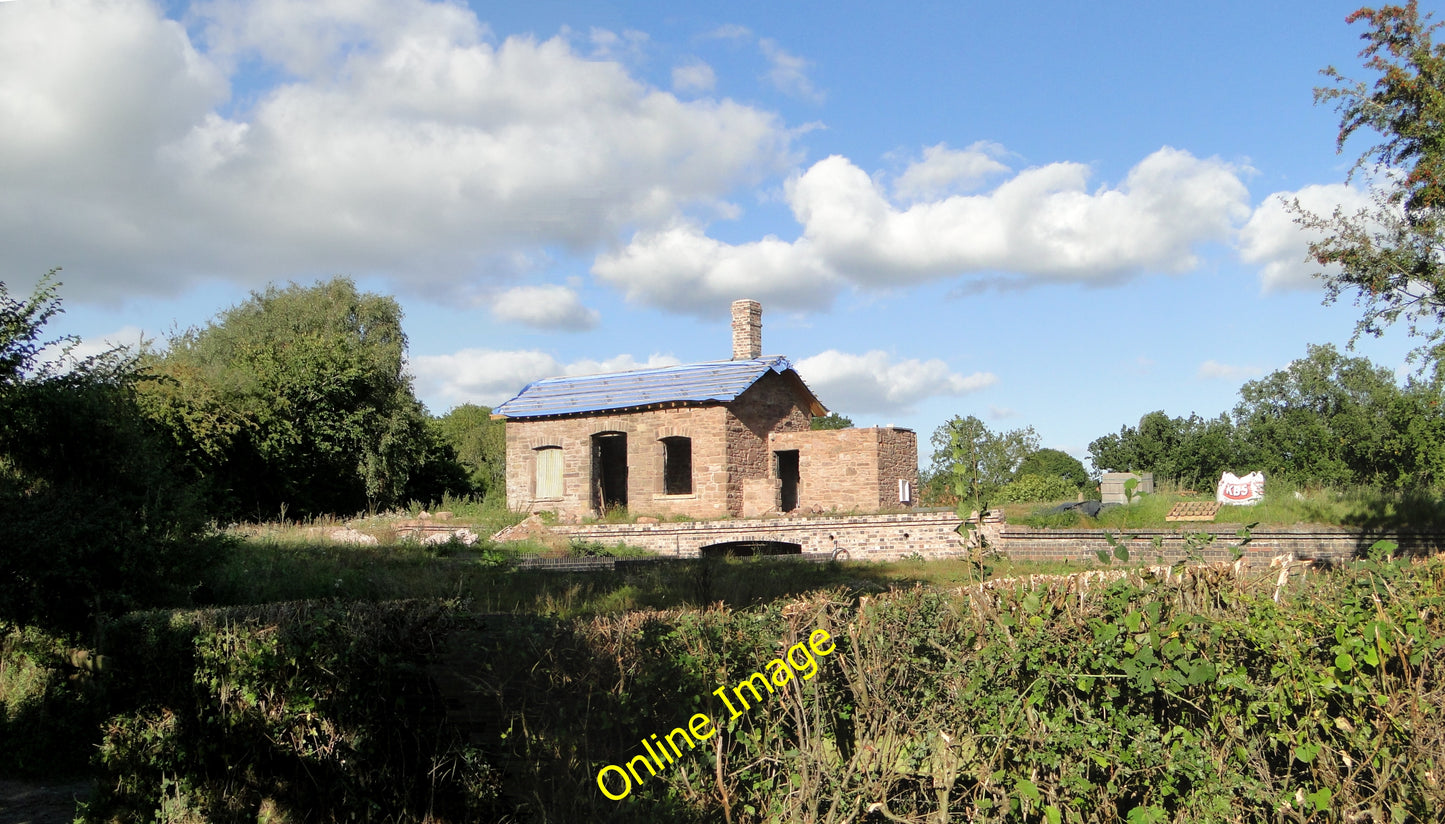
[[493, 356, 825, 419]]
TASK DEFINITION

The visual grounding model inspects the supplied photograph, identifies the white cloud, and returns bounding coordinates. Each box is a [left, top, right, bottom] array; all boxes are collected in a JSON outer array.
[[596, 147, 1252, 314], [703, 24, 752, 41], [0, 0, 794, 303], [1196, 360, 1264, 381], [593, 222, 841, 314], [1238, 183, 1374, 292], [892, 142, 1011, 202], [491, 285, 599, 330], [192, 0, 482, 78], [561, 353, 682, 376], [672, 60, 717, 94], [410, 348, 681, 408], [795, 350, 997, 415], [587, 27, 650, 63], [759, 38, 823, 102]]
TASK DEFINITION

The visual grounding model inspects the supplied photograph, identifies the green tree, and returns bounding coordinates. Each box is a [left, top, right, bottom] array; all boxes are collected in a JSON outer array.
[[138, 278, 445, 518], [1, 273, 208, 633], [1088, 411, 1240, 489], [926, 415, 1039, 506], [810, 412, 854, 430], [401, 418, 473, 507], [1014, 448, 1088, 490], [1233, 343, 1442, 486], [433, 403, 506, 504], [1294, 2, 1445, 370]]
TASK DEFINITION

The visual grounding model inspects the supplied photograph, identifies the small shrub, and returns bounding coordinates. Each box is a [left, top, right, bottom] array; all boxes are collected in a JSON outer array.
[[994, 473, 1078, 503], [0, 623, 110, 776]]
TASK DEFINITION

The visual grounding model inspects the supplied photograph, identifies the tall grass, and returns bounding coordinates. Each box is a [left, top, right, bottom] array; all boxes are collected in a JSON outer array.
[[200, 537, 1084, 618], [401, 491, 523, 528]]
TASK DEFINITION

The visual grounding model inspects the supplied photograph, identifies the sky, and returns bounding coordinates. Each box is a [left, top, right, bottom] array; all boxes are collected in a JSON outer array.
[[0, 0, 1430, 469]]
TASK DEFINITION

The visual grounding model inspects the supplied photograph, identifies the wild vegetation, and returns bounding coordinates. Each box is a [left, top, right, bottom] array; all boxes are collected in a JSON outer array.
[[1, 272, 215, 635], [925, 344, 1445, 512], [4, 552, 1437, 823], [1011, 480, 1445, 533]]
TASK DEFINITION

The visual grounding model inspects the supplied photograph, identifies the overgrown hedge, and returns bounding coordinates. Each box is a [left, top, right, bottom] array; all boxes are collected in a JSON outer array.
[[13, 555, 1443, 822], [436, 556, 1445, 823]]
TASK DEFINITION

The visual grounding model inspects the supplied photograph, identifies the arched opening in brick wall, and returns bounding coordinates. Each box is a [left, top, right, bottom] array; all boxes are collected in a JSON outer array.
[[699, 540, 802, 558]]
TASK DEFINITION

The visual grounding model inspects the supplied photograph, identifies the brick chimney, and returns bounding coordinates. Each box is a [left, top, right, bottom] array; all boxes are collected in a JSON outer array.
[[730, 299, 762, 360]]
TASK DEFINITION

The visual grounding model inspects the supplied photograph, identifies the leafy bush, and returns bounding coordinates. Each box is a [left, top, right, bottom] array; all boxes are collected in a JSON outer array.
[[1014, 448, 1088, 489], [0, 623, 110, 776], [88, 601, 503, 823], [1, 274, 212, 634], [994, 472, 1078, 503]]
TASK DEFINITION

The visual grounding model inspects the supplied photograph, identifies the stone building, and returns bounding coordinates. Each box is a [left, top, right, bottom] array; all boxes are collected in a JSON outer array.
[[494, 300, 919, 521]]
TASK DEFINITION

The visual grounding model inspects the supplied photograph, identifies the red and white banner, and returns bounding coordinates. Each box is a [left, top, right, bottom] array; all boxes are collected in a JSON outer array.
[[1216, 471, 1265, 505]]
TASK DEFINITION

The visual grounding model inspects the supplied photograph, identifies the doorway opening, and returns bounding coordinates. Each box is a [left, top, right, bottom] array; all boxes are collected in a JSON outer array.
[[775, 449, 800, 512], [591, 432, 628, 512]]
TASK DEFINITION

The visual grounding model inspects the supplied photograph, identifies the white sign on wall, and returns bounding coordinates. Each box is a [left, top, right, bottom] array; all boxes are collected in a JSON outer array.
[[1216, 471, 1265, 506]]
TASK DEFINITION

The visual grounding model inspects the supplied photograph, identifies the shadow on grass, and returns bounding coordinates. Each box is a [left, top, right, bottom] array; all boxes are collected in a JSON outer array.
[[199, 537, 1046, 617], [1339, 489, 1445, 558]]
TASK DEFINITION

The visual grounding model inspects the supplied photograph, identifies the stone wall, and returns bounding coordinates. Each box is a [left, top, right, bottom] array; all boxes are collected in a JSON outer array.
[[876, 427, 919, 506], [507, 513, 1440, 569], [768, 426, 918, 514], [725, 371, 812, 514], [553, 510, 966, 560], [505, 405, 733, 520]]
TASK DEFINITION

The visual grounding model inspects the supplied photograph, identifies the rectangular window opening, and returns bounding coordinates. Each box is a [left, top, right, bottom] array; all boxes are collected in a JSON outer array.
[[662, 437, 692, 495]]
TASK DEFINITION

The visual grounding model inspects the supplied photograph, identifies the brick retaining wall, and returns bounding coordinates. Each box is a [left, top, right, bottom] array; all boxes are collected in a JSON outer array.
[[510, 515, 1442, 571], [996, 524, 1444, 564]]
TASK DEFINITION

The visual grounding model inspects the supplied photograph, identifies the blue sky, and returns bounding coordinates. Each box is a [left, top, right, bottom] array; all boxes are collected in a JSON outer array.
[[0, 0, 1425, 467]]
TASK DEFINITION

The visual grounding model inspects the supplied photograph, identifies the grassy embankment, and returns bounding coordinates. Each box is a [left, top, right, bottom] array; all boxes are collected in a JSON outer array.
[[204, 483, 1445, 616], [208, 529, 1075, 618], [1009, 481, 1445, 532]]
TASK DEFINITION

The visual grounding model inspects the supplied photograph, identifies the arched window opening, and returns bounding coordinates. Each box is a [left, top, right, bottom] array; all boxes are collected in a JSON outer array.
[[534, 446, 563, 499]]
